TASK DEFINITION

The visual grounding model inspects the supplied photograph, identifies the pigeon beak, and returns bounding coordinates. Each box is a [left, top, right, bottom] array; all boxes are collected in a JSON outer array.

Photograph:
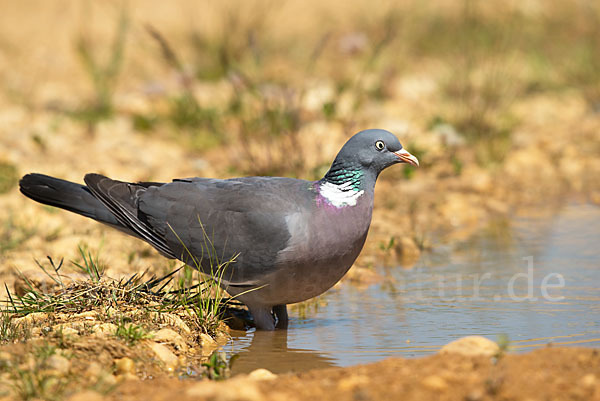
[[393, 148, 419, 167]]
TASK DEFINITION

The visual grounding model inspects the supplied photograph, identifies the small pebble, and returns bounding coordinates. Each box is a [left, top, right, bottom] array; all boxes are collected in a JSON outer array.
[[57, 326, 79, 337], [422, 375, 448, 391], [150, 328, 187, 351], [248, 368, 277, 381], [200, 333, 218, 355], [440, 336, 500, 357], [14, 312, 48, 326], [91, 323, 118, 338], [147, 342, 179, 372], [114, 357, 135, 375], [85, 362, 103, 379], [47, 355, 70, 374]]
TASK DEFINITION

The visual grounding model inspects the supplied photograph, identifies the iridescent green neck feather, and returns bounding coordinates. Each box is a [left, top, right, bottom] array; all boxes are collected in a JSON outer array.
[[318, 160, 367, 208], [323, 160, 364, 190]]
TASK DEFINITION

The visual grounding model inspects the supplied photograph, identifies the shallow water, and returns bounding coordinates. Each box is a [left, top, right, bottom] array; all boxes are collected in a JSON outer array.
[[227, 202, 600, 374]]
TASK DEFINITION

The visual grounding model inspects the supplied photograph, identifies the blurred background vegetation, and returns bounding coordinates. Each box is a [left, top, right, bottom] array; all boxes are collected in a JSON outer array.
[[0, 0, 598, 176]]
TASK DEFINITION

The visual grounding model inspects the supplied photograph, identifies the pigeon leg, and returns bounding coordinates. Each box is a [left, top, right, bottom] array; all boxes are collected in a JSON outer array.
[[273, 304, 288, 329], [249, 305, 276, 331]]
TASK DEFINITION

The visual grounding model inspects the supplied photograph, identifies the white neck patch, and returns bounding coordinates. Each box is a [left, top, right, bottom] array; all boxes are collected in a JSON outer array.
[[319, 181, 365, 207]]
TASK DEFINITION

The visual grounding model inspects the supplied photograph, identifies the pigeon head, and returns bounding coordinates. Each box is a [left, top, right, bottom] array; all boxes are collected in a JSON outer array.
[[323, 129, 418, 184], [318, 129, 418, 207], [347, 129, 418, 171]]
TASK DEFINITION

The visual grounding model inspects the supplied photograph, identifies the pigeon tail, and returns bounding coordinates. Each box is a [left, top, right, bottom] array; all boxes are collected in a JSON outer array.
[[19, 173, 121, 227]]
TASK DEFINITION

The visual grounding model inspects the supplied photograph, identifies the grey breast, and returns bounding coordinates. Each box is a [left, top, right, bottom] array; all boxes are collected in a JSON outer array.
[[256, 191, 375, 305]]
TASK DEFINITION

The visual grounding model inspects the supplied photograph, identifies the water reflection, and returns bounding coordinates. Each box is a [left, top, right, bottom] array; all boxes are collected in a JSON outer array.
[[226, 202, 600, 374], [229, 329, 336, 374]]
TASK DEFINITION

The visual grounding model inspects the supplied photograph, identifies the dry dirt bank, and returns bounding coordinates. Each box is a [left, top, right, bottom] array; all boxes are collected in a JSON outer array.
[[108, 347, 600, 401]]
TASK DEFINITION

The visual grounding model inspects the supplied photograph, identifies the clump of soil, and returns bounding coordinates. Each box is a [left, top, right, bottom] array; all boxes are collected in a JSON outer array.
[[0, 265, 233, 400]]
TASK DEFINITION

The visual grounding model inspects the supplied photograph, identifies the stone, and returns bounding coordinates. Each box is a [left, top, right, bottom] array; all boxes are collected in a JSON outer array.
[[150, 328, 187, 352], [440, 336, 500, 357], [85, 362, 103, 379], [63, 327, 79, 336], [114, 357, 135, 375], [102, 373, 118, 387], [91, 323, 117, 338], [63, 321, 87, 333], [147, 342, 179, 372], [55, 325, 79, 337], [47, 355, 70, 374], [248, 368, 277, 381], [214, 329, 229, 344], [116, 372, 138, 382], [421, 375, 448, 391], [200, 333, 218, 355], [14, 312, 48, 326]]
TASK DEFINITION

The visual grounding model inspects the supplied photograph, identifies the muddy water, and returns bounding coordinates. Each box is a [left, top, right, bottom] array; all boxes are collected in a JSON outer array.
[[227, 202, 600, 374]]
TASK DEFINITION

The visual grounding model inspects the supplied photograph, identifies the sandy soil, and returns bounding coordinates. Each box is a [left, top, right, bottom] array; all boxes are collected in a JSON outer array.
[[109, 347, 600, 401]]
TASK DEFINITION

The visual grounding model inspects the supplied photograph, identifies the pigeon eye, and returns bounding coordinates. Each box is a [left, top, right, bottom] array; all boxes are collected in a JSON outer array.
[[375, 140, 385, 151]]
